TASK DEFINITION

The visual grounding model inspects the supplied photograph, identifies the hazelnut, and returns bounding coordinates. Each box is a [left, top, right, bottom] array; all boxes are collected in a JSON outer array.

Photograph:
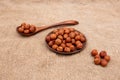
[[24, 24, 30, 29], [61, 43, 66, 48], [64, 47, 71, 52], [50, 34, 57, 40], [57, 46, 63, 52], [75, 41, 81, 45], [48, 41, 54, 47], [64, 29, 70, 34], [66, 37, 71, 43], [91, 49, 98, 56], [74, 31, 80, 35], [94, 58, 101, 65], [55, 39, 62, 45], [63, 34, 68, 39], [76, 43, 83, 49], [69, 28, 75, 32], [58, 30, 64, 35], [24, 30, 30, 34], [80, 36, 86, 42], [100, 59, 108, 67], [94, 54, 100, 59], [71, 39, 75, 44], [18, 27, 24, 33], [52, 44, 58, 50], [29, 25, 36, 33], [69, 32, 75, 38], [21, 26, 25, 29], [100, 51, 107, 58], [58, 35, 63, 40], [55, 32, 59, 36], [53, 29, 58, 33], [46, 36, 51, 42], [63, 40, 66, 44], [69, 45, 75, 51], [75, 35, 81, 41], [21, 23, 26, 26], [66, 43, 72, 47], [104, 55, 110, 62]]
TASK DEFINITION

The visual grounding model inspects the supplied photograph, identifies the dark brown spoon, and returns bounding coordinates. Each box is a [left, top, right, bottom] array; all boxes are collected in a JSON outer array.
[[16, 20, 79, 36]]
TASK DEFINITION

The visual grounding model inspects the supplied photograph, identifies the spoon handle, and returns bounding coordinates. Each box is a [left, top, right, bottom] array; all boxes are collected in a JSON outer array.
[[37, 20, 79, 31]]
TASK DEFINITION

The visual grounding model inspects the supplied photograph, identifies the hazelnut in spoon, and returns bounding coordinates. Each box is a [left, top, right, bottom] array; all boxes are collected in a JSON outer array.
[[17, 20, 79, 36]]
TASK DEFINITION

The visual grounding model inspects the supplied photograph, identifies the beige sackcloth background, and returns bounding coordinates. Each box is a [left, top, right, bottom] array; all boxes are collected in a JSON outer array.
[[0, 0, 120, 80]]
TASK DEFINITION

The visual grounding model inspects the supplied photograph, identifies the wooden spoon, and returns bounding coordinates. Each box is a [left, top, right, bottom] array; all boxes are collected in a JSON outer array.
[[16, 20, 79, 36]]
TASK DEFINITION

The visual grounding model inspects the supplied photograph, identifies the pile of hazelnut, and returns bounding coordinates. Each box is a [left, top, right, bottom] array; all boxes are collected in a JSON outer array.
[[17, 23, 36, 34], [91, 49, 111, 67], [46, 27, 86, 53]]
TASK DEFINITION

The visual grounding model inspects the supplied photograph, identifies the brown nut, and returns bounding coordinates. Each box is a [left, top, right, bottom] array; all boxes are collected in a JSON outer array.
[[18, 27, 24, 33], [100, 51, 107, 58], [76, 43, 83, 49], [24, 24, 30, 29], [69, 32, 75, 39], [75, 35, 81, 41], [94, 54, 100, 59], [74, 31, 80, 35], [104, 55, 110, 62], [100, 59, 108, 67], [55, 39, 62, 45], [94, 58, 101, 65], [52, 44, 58, 50], [61, 43, 66, 48], [80, 36, 86, 42], [66, 37, 71, 43], [69, 28, 75, 32], [50, 34, 57, 40], [63, 34, 68, 39], [57, 46, 63, 52], [58, 35, 63, 40], [64, 47, 71, 52], [48, 41, 54, 47], [71, 39, 75, 44], [58, 30, 64, 35], [24, 30, 30, 34], [64, 29, 70, 34], [91, 49, 98, 56], [29, 25, 36, 33], [53, 29, 58, 33], [21, 23, 26, 26], [66, 43, 72, 47], [63, 40, 66, 44], [75, 41, 81, 45], [69, 45, 75, 51], [46, 36, 51, 42]]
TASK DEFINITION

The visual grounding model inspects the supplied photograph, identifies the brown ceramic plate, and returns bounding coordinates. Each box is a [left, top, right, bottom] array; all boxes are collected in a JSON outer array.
[[45, 29, 87, 55]]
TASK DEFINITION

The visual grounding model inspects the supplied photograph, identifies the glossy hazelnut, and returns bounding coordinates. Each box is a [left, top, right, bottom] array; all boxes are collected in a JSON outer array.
[[50, 34, 57, 40], [24, 30, 30, 34], [69, 28, 75, 32], [74, 31, 80, 35], [29, 26, 36, 33], [46, 36, 51, 42], [91, 49, 98, 56], [21, 26, 25, 29], [63, 34, 68, 39], [57, 46, 63, 52], [18, 27, 24, 33], [100, 59, 108, 67], [64, 29, 70, 34], [53, 29, 58, 33], [66, 43, 72, 47], [104, 55, 110, 62], [55, 39, 62, 45], [48, 41, 54, 47], [21, 23, 26, 26], [61, 43, 66, 48], [94, 58, 101, 65], [71, 39, 75, 44], [52, 44, 58, 50], [58, 30, 64, 35], [76, 43, 83, 49], [69, 32, 75, 38], [58, 35, 63, 40], [80, 36, 86, 42], [24, 24, 30, 29], [94, 54, 100, 59], [64, 47, 71, 52], [63, 40, 66, 44], [66, 37, 71, 43], [75, 41, 81, 45], [75, 35, 81, 41], [69, 45, 75, 51], [100, 51, 107, 58]]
